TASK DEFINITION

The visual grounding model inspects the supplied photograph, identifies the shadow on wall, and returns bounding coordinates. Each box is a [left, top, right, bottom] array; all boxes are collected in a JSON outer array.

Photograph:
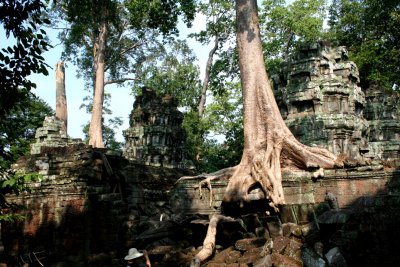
[[291, 170, 400, 267], [0, 193, 128, 266]]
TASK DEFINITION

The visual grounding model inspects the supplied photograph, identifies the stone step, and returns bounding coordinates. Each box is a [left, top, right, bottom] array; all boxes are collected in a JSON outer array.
[[98, 193, 123, 202]]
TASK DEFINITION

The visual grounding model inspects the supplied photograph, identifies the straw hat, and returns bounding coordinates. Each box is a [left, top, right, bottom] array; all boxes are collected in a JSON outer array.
[[124, 248, 144, 260]]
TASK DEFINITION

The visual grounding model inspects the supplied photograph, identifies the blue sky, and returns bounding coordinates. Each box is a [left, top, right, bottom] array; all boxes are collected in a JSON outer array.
[[30, 14, 211, 143]]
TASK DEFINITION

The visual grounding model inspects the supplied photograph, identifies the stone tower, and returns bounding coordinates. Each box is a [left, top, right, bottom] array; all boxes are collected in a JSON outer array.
[[364, 83, 400, 160], [273, 42, 369, 159], [123, 87, 194, 169]]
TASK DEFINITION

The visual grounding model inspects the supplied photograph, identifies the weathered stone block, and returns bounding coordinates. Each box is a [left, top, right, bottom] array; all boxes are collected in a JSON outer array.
[[271, 252, 303, 267], [235, 237, 267, 252]]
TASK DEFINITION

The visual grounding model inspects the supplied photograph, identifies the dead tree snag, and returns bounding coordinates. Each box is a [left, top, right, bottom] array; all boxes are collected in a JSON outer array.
[[55, 61, 68, 133]]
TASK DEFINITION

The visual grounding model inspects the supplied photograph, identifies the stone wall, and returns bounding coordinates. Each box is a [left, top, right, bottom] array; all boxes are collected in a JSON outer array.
[[172, 167, 398, 217], [2, 145, 127, 265], [2, 140, 195, 266], [364, 84, 400, 161]]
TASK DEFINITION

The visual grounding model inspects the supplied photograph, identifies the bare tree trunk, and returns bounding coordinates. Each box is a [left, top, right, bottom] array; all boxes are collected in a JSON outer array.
[[89, 18, 107, 148], [198, 35, 219, 118], [55, 60, 68, 133]]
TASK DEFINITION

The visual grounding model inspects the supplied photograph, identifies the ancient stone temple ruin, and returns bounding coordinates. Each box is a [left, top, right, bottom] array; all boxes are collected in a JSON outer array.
[[30, 116, 84, 154], [365, 84, 400, 160], [123, 87, 193, 169], [273, 42, 369, 160], [1, 44, 400, 267], [273, 41, 400, 162]]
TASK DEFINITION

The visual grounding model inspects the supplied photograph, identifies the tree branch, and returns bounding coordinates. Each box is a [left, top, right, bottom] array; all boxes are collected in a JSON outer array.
[[104, 77, 138, 86], [105, 39, 144, 72]]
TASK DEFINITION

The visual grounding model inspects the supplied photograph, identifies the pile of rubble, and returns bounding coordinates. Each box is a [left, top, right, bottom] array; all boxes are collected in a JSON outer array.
[[109, 192, 400, 267]]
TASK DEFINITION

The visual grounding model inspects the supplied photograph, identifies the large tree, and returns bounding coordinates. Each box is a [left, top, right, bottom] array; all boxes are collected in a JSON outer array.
[[328, 0, 400, 89], [54, 0, 196, 148], [188, 0, 341, 264]]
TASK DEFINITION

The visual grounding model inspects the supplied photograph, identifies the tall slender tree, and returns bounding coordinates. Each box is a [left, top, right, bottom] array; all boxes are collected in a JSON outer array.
[[190, 0, 235, 118], [53, 0, 196, 147], [55, 61, 68, 132]]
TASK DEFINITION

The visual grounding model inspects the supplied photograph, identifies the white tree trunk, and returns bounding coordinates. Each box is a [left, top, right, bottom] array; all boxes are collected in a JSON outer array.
[[89, 20, 107, 148], [55, 61, 68, 133]]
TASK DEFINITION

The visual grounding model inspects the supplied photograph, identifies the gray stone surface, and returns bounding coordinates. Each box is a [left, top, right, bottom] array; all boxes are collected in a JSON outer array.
[[273, 42, 369, 160], [274, 42, 400, 163], [364, 83, 400, 160], [30, 116, 84, 154], [123, 87, 194, 169]]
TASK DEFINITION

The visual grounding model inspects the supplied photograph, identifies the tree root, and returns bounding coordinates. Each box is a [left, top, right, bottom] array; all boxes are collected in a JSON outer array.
[[312, 167, 325, 179], [177, 166, 237, 207], [222, 133, 338, 212], [190, 214, 235, 267]]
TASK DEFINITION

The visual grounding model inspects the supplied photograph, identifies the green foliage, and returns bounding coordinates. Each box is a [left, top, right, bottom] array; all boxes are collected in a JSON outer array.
[[328, 0, 400, 89], [126, 0, 196, 36], [189, 0, 235, 45], [0, 172, 42, 222], [0, 0, 51, 119], [182, 110, 210, 164], [0, 93, 54, 170], [259, 0, 326, 75], [134, 39, 202, 109], [209, 47, 240, 96], [183, 81, 244, 173]]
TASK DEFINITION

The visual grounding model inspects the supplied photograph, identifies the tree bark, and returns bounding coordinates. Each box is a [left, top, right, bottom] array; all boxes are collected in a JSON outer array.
[[89, 15, 107, 148], [55, 60, 68, 133]]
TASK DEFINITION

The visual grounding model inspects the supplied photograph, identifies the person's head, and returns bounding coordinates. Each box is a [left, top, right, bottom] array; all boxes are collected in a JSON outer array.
[[124, 248, 143, 265]]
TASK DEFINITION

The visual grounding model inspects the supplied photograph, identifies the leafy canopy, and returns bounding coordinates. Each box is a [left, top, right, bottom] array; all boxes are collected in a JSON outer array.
[[259, 0, 326, 74], [328, 0, 400, 89], [0, 94, 53, 222], [133, 39, 202, 110], [0, 0, 51, 118]]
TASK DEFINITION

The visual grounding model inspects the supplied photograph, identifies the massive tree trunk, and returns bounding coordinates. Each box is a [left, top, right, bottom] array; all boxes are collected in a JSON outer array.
[[224, 0, 338, 210], [189, 0, 340, 265], [89, 18, 107, 148], [55, 60, 68, 133]]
